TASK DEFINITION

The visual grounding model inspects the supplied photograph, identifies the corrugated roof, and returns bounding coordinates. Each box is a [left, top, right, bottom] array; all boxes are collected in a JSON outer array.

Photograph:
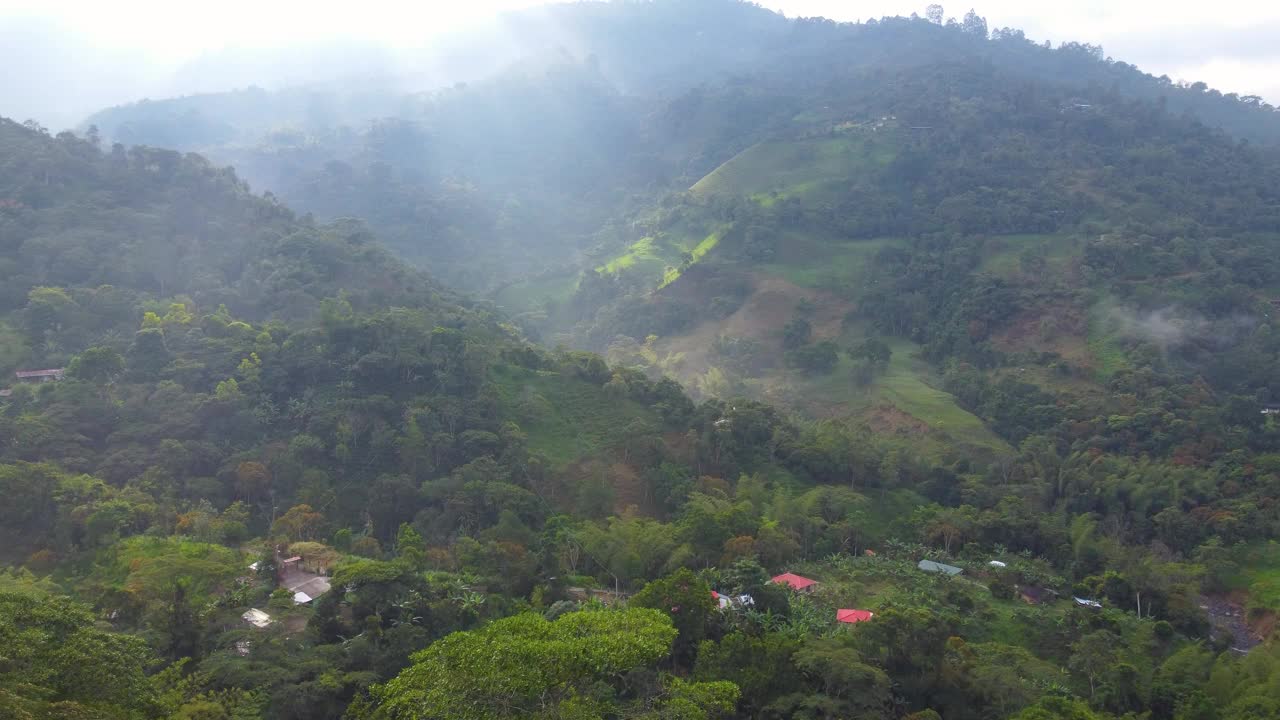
[[836, 608, 874, 623], [771, 572, 818, 590], [918, 560, 963, 575]]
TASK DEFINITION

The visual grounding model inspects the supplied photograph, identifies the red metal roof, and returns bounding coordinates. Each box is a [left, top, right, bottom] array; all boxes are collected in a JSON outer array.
[[770, 572, 818, 591], [836, 608, 874, 623]]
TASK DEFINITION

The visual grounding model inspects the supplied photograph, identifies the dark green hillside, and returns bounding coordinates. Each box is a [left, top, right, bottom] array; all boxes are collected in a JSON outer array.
[[0, 118, 463, 375]]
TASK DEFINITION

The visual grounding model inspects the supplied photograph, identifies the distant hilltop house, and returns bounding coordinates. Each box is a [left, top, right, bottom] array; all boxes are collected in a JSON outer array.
[[1262, 404, 1280, 416], [1073, 596, 1103, 609], [15, 368, 65, 383], [771, 572, 819, 592], [0, 389, 10, 398], [918, 560, 963, 576]]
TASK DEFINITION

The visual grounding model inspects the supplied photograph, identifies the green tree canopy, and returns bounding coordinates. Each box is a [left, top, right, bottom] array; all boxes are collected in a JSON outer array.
[[368, 608, 681, 719]]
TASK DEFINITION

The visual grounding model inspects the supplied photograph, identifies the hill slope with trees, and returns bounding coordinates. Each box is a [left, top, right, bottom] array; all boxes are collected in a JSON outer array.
[[80, 2, 1280, 299], [9, 3, 1280, 719]]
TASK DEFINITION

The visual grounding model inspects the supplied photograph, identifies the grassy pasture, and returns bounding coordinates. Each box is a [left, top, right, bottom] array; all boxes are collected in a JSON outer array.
[[491, 365, 660, 466], [691, 136, 894, 202]]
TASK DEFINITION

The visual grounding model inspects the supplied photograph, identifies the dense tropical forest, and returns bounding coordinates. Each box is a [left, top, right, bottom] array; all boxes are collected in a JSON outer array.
[[7, 1, 1280, 719]]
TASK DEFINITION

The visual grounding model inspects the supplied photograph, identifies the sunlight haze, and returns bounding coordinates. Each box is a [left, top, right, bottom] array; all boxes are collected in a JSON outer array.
[[3, 0, 1279, 129]]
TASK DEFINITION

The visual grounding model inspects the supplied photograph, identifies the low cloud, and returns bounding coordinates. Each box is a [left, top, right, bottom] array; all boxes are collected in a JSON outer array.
[[1109, 306, 1257, 350]]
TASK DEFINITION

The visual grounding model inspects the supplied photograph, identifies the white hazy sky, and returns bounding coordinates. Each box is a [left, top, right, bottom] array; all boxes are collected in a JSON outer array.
[[2, 0, 1279, 129]]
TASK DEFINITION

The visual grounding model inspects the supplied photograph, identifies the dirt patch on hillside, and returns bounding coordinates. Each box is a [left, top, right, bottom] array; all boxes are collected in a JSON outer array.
[[992, 304, 1092, 368], [1254, 610, 1277, 646], [607, 462, 646, 515], [866, 404, 930, 436], [562, 458, 655, 517], [1203, 592, 1265, 652], [655, 271, 856, 396], [722, 274, 851, 340], [656, 263, 754, 309]]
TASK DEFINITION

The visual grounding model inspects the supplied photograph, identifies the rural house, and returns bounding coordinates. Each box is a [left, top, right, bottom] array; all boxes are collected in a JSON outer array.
[[711, 591, 755, 610], [277, 552, 331, 603], [14, 368, 65, 383], [918, 560, 963, 576], [771, 572, 819, 592], [836, 608, 874, 624]]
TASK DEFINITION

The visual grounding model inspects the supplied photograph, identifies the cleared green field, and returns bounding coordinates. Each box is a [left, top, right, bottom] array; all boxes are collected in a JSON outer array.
[[659, 228, 724, 287], [1228, 542, 1280, 612], [598, 224, 727, 288], [977, 234, 1079, 278], [691, 136, 894, 202], [758, 234, 906, 290], [792, 339, 1010, 458], [494, 272, 579, 313], [490, 365, 660, 466], [599, 236, 667, 275], [873, 339, 1010, 454], [1086, 299, 1130, 380]]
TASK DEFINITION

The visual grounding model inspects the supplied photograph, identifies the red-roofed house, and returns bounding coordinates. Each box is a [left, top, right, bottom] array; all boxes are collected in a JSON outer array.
[[771, 573, 818, 592], [836, 608, 874, 624]]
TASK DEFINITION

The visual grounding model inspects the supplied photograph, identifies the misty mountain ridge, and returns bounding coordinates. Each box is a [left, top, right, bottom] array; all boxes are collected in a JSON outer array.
[[70, 1, 1280, 455], [85, 1, 1280, 147]]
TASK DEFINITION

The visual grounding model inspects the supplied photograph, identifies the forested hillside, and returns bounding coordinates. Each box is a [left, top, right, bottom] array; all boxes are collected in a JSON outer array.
[[82, 1, 1280, 297], [9, 2, 1280, 719]]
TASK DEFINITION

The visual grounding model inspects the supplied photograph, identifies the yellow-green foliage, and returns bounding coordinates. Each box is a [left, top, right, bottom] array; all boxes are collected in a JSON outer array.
[[598, 223, 729, 290], [660, 229, 724, 288], [105, 536, 242, 602], [372, 608, 678, 720], [600, 236, 664, 275]]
